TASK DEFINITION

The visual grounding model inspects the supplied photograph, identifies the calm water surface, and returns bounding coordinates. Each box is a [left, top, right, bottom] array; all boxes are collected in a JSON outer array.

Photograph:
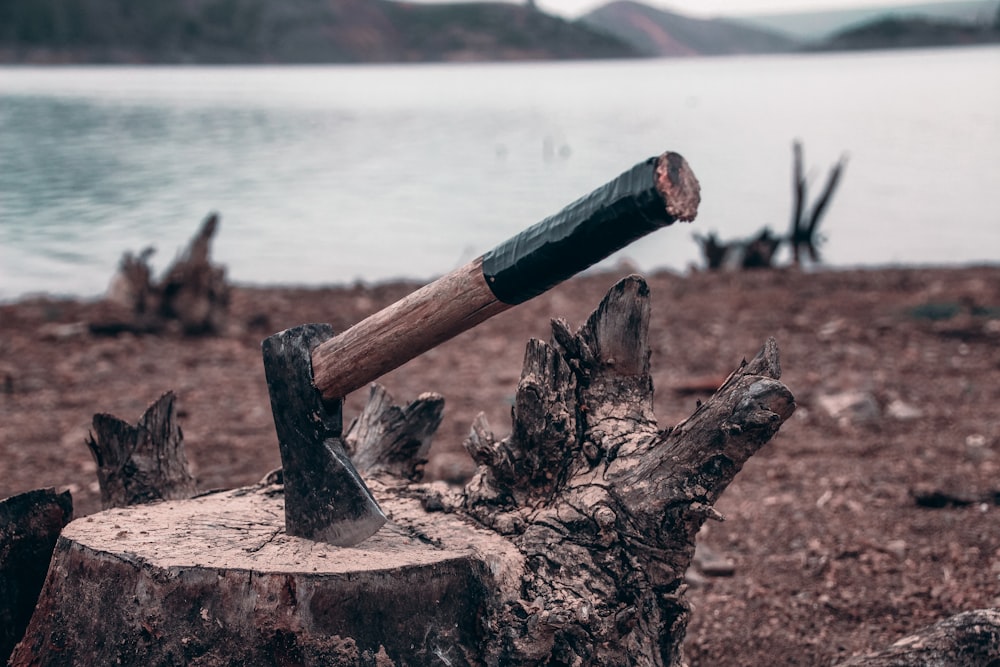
[[1, 46, 998, 301]]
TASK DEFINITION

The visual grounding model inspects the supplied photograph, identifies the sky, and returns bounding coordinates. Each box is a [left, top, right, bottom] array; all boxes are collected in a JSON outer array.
[[407, 0, 966, 19]]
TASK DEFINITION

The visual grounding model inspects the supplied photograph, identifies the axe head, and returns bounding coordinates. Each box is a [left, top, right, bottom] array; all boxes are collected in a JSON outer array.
[[262, 323, 386, 546]]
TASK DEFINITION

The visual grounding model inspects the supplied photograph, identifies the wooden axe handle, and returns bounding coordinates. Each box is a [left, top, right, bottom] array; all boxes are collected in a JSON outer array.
[[311, 151, 700, 400]]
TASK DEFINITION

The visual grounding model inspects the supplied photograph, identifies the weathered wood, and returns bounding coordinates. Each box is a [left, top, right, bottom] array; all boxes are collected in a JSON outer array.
[[694, 227, 782, 270], [695, 141, 846, 271], [453, 275, 794, 665], [158, 212, 230, 334], [312, 257, 511, 401], [85, 391, 196, 509], [788, 140, 848, 266], [0, 489, 73, 665], [262, 323, 386, 546], [93, 212, 229, 335], [344, 384, 445, 481], [741, 227, 782, 268], [693, 231, 731, 270], [836, 608, 1000, 666], [8, 484, 499, 667], [99, 246, 162, 334], [311, 151, 700, 400], [15, 275, 793, 666]]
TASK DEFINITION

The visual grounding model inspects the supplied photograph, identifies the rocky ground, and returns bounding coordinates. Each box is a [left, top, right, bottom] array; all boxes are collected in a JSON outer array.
[[2, 264, 998, 665]]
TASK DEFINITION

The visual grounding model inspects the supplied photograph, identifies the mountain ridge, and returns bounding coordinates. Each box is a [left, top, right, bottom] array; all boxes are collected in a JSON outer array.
[[0, 0, 639, 64], [580, 1, 800, 57], [1, 0, 997, 65], [729, 0, 1000, 40]]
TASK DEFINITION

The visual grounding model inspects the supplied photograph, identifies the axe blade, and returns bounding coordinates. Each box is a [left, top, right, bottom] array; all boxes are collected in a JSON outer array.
[[262, 323, 386, 546]]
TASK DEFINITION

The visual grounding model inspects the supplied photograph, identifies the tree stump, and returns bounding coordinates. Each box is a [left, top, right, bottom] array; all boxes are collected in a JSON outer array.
[[10, 484, 497, 666], [85, 391, 196, 509], [12, 275, 796, 666], [0, 489, 73, 664], [95, 212, 229, 335]]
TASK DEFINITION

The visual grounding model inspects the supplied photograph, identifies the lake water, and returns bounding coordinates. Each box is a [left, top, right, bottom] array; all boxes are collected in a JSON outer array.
[[1, 46, 998, 302]]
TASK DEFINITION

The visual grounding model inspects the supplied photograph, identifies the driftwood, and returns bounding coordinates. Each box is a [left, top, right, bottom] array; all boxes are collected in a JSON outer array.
[[11, 275, 795, 666], [788, 139, 847, 266], [84, 391, 196, 509], [97, 212, 229, 335], [694, 140, 846, 271], [694, 228, 782, 270], [836, 608, 1000, 666], [0, 488, 72, 664], [158, 212, 229, 334]]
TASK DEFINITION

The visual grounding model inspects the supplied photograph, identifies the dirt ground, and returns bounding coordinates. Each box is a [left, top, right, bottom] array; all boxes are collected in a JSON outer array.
[[2, 264, 999, 665]]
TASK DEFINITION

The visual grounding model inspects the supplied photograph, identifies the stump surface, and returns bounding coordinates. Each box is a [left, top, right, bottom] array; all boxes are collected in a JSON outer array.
[[12, 482, 518, 667]]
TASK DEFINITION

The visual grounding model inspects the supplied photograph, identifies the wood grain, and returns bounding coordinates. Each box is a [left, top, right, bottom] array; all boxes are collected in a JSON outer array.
[[311, 257, 510, 400]]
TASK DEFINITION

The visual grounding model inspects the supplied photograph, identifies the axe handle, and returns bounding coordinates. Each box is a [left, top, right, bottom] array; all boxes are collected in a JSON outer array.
[[311, 151, 700, 401], [311, 257, 510, 401]]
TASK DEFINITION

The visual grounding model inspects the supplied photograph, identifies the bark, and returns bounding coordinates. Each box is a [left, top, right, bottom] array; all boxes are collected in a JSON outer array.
[[14, 275, 795, 667], [453, 275, 794, 665], [85, 391, 196, 509], [8, 484, 492, 667], [837, 608, 1000, 666], [0, 489, 72, 665]]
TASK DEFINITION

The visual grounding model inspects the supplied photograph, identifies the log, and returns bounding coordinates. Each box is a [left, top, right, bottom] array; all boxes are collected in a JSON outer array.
[[85, 391, 196, 509], [836, 608, 1000, 666], [12, 275, 794, 666], [0, 488, 73, 664]]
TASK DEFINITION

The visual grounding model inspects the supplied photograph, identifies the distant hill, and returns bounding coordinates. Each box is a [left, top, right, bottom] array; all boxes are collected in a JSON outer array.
[[0, 0, 638, 64], [580, 1, 800, 57], [730, 0, 1000, 41], [814, 14, 1000, 50]]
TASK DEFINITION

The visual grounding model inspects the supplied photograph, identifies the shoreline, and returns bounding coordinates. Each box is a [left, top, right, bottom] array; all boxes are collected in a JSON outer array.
[[4, 260, 998, 306], [2, 263, 999, 665]]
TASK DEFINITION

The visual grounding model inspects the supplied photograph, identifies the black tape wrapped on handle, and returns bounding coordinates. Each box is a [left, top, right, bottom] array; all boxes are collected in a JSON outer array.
[[481, 156, 676, 306]]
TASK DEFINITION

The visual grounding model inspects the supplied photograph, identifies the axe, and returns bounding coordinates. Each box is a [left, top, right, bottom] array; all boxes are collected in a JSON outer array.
[[262, 151, 700, 546]]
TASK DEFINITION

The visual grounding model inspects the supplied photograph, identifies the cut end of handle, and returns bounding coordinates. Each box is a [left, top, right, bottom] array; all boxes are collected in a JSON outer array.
[[656, 152, 701, 222]]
